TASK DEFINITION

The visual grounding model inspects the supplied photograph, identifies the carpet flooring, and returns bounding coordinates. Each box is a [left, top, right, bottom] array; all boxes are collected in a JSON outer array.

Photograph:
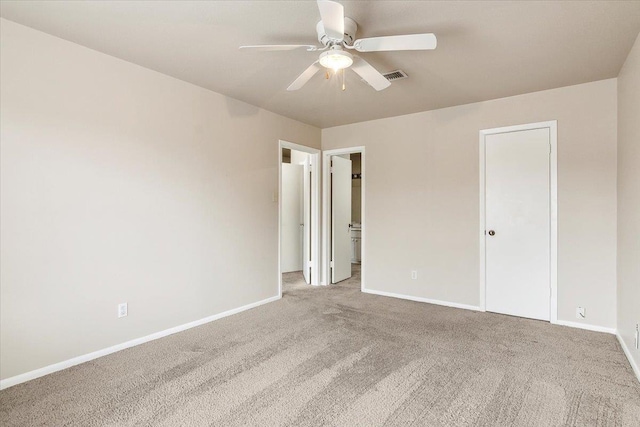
[[1, 265, 639, 426]]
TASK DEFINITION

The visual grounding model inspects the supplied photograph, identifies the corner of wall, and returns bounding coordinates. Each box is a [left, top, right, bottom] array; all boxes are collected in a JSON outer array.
[[615, 31, 640, 383]]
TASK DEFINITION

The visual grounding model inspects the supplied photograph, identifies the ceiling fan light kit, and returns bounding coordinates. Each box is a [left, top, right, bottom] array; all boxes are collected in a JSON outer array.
[[239, 0, 437, 92], [319, 47, 353, 71]]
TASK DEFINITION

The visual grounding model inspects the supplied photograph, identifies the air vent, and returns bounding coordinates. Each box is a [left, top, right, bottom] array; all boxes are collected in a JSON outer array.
[[382, 70, 408, 81]]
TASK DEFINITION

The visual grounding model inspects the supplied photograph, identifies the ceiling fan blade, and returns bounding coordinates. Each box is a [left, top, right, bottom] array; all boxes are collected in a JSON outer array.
[[353, 33, 437, 52], [317, 0, 344, 41], [240, 45, 319, 52], [351, 57, 391, 91], [287, 62, 322, 91]]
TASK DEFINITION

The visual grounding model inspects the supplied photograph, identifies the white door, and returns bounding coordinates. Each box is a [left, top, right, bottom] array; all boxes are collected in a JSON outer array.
[[331, 156, 352, 283], [281, 163, 303, 273], [485, 128, 550, 321], [302, 158, 311, 284]]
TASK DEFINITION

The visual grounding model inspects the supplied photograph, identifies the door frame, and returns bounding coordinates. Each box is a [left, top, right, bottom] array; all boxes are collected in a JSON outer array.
[[278, 140, 321, 296], [322, 147, 365, 289], [479, 121, 558, 323]]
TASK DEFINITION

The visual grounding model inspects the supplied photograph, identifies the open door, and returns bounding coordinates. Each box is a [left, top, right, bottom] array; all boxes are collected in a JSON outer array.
[[302, 157, 311, 284], [281, 163, 304, 273], [331, 156, 352, 283]]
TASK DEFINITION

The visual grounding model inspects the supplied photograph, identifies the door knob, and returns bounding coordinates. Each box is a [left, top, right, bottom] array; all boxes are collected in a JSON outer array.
[[488, 230, 496, 236]]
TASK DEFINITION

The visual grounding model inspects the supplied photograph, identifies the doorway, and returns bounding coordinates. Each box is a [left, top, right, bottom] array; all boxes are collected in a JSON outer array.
[[322, 147, 365, 289], [479, 121, 557, 322], [279, 141, 320, 296]]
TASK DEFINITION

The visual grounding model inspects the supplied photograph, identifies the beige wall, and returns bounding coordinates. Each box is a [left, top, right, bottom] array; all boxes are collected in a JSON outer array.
[[617, 33, 640, 371], [323, 79, 618, 329], [0, 19, 320, 380]]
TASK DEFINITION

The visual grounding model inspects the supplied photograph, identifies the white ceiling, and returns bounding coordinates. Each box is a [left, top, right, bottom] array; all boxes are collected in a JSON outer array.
[[2, 1, 640, 128]]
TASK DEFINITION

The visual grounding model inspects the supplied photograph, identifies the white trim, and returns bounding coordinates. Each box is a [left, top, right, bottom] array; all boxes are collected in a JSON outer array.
[[322, 147, 365, 289], [554, 319, 616, 334], [0, 295, 281, 391], [617, 333, 640, 383], [361, 289, 618, 337], [362, 288, 482, 312], [278, 140, 321, 296], [479, 121, 558, 323], [365, 287, 618, 338], [364, 287, 619, 337]]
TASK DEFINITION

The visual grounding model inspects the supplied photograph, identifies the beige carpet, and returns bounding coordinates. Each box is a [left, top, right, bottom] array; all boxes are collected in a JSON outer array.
[[1, 265, 639, 426]]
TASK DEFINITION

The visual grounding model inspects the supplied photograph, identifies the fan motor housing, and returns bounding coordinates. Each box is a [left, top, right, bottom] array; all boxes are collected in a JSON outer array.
[[316, 17, 358, 46]]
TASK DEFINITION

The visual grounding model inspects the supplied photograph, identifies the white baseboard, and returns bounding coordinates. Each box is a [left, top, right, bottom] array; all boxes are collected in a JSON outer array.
[[362, 288, 482, 312], [617, 333, 640, 383], [0, 295, 281, 391], [553, 319, 616, 334], [362, 288, 619, 335]]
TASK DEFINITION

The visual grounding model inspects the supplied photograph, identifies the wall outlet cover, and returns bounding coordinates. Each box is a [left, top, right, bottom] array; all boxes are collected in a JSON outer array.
[[411, 270, 417, 280], [118, 303, 128, 318], [576, 306, 585, 319]]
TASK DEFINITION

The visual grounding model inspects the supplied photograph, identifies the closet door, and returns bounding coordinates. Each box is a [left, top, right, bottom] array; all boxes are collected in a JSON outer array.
[[485, 128, 551, 321]]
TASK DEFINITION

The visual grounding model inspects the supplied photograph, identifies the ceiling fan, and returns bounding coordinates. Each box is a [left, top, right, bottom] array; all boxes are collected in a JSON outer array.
[[240, 0, 437, 92]]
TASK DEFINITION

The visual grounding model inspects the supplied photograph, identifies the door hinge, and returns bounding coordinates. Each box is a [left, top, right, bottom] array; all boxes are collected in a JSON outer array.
[[330, 167, 334, 174], [330, 260, 334, 268]]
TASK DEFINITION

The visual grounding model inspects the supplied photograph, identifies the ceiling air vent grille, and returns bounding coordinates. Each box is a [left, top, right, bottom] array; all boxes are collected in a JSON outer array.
[[382, 70, 408, 81]]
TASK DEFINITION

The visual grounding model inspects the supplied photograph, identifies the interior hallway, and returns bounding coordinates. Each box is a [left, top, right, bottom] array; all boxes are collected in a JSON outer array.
[[282, 264, 361, 294]]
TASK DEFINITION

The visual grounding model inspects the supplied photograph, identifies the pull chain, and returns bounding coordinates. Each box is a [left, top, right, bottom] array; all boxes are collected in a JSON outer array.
[[342, 68, 346, 91]]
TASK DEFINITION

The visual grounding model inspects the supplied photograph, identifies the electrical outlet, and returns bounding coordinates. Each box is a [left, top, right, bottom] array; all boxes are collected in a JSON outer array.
[[576, 307, 585, 319], [118, 303, 128, 318], [411, 270, 417, 280], [635, 324, 639, 350]]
